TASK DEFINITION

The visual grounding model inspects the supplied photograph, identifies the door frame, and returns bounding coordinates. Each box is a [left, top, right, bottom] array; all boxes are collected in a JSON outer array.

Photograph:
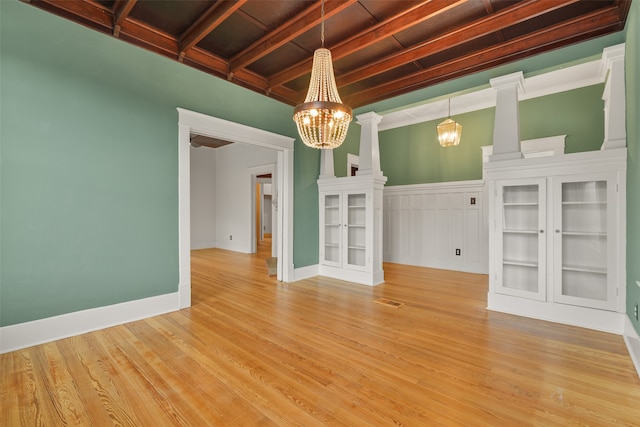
[[177, 108, 295, 308]]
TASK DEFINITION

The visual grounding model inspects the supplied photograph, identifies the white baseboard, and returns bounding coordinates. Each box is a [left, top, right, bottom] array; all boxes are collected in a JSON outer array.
[[487, 292, 625, 334], [623, 316, 640, 378], [319, 265, 384, 286], [191, 241, 217, 250], [293, 264, 319, 281], [0, 292, 180, 354]]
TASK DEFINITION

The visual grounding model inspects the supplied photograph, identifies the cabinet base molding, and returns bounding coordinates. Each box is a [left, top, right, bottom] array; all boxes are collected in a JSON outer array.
[[623, 316, 640, 378], [487, 293, 625, 334], [319, 265, 384, 286]]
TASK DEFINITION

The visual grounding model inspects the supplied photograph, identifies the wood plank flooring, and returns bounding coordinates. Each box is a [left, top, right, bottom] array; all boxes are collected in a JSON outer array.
[[2, 243, 640, 426]]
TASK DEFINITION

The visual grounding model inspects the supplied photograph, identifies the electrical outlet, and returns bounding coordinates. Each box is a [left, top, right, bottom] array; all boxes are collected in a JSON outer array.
[[470, 197, 476, 205], [455, 249, 461, 256], [230, 235, 233, 240]]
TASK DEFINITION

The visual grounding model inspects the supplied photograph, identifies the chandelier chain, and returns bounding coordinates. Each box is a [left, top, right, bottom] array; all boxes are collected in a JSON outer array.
[[321, 0, 325, 48]]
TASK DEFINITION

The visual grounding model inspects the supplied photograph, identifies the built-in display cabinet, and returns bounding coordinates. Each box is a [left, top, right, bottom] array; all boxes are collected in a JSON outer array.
[[486, 148, 627, 333], [318, 175, 386, 286]]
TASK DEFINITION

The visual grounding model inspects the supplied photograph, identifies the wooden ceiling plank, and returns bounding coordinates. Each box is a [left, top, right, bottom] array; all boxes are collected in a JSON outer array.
[[229, 0, 358, 73], [178, 0, 249, 57], [347, 6, 622, 108], [268, 0, 467, 89], [113, 0, 137, 37], [183, 48, 298, 104], [337, 0, 582, 88]]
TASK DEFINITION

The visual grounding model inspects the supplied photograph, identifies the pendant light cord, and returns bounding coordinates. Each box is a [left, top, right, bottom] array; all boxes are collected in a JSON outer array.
[[321, 0, 325, 48]]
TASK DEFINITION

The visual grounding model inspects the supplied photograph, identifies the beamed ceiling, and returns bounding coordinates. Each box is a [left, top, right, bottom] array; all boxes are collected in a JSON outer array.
[[24, 0, 631, 109]]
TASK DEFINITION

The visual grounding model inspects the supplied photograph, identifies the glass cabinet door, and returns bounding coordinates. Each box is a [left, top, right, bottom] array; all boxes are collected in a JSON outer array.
[[496, 179, 547, 301], [345, 192, 367, 269], [553, 174, 617, 310], [321, 193, 341, 267]]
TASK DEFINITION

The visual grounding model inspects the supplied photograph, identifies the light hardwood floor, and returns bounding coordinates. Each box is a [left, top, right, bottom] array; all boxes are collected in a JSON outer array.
[[2, 242, 640, 426]]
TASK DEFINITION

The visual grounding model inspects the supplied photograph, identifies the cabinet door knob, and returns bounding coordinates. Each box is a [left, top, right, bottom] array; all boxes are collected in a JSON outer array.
[[555, 229, 560, 233], [540, 230, 544, 233]]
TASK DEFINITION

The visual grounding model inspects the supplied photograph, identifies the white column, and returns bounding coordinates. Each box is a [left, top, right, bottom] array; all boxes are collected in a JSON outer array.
[[488, 72, 525, 162], [318, 149, 335, 179], [600, 44, 626, 150], [355, 112, 383, 176]]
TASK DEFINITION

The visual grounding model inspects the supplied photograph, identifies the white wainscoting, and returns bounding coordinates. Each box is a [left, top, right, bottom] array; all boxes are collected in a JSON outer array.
[[383, 181, 488, 274]]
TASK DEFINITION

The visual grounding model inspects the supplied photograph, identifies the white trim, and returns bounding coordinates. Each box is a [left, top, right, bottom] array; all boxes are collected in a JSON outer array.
[[481, 135, 566, 162], [624, 317, 640, 378], [249, 163, 276, 256], [319, 264, 384, 286], [347, 153, 359, 176], [0, 293, 179, 354], [177, 108, 296, 286], [384, 179, 485, 194], [293, 264, 319, 281], [378, 54, 612, 132], [488, 293, 625, 334]]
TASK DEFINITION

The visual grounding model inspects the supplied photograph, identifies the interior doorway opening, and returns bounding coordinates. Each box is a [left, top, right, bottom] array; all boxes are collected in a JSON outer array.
[[177, 108, 295, 309]]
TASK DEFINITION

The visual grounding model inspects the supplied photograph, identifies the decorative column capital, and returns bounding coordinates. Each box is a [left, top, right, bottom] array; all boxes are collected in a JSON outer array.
[[490, 71, 525, 94], [356, 111, 383, 126], [599, 43, 625, 80]]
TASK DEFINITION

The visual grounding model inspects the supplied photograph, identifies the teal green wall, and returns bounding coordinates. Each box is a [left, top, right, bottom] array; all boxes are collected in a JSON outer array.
[[378, 108, 494, 185], [0, 1, 309, 326], [625, 0, 640, 336]]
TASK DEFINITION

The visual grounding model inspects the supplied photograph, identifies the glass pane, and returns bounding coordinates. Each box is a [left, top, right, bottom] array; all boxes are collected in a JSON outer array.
[[503, 184, 538, 204], [560, 180, 608, 301], [561, 270, 607, 300], [324, 245, 339, 263], [348, 248, 366, 266], [503, 233, 538, 265], [503, 265, 538, 292]]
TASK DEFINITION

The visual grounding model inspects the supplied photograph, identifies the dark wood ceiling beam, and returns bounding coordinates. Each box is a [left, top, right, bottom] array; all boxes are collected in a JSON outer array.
[[336, 0, 581, 88], [178, 0, 248, 60], [183, 48, 298, 104], [112, 0, 137, 37], [25, 0, 113, 32], [229, 0, 358, 73], [481, 0, 505, 42], [268, 0, 467, 89], [346, 6, 622, 108]]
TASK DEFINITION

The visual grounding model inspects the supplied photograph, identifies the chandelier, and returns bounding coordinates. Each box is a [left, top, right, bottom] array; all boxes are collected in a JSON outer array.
[[293, 0, 352, 149], [437, 98, 462, 147]]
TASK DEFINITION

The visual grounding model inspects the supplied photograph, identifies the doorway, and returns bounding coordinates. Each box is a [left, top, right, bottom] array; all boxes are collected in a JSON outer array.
[[177, 108, 295, 309]]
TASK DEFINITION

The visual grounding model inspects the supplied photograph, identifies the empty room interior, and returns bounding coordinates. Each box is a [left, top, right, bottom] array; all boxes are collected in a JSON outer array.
[[2, 0, 640, 425]]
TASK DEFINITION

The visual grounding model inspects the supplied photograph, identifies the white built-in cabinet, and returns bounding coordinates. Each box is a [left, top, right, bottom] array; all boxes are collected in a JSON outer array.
[[318, 175, 386, 286], [321, 191, 368, 270], [486, 149, 627, 333]]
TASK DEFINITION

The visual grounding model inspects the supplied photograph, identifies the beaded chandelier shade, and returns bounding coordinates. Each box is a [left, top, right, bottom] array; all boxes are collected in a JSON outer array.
[[293, 1, 352, 149], [437, 98, 462, 147]]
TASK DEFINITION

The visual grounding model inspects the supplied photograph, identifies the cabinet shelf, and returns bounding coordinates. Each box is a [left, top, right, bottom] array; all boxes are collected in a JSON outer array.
[[503, 229, 539, 234], [562, 201, 606, 206], [562, 264, 606, 274], [324, 243, 339, 248], [503, 260, 538, 268], [348, 245, 366, 250], [561, 231, 607, 237], [503, 202, 539, 207]]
